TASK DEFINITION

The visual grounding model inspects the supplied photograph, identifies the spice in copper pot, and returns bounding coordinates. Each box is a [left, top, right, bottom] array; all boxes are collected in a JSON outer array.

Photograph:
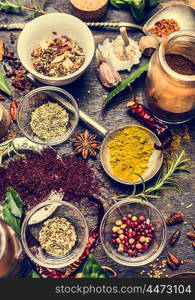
[[31, 35, 85, 77], [148, 19, 180, 37], [165, 54, 195, 75]]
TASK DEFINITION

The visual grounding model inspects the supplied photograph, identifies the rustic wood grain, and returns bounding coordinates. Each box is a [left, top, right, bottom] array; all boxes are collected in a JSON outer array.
[[0, 0, 194, 278]]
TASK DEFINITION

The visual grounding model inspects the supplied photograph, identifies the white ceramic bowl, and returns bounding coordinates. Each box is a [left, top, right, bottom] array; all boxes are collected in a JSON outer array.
[[17, 13, 95, 86]]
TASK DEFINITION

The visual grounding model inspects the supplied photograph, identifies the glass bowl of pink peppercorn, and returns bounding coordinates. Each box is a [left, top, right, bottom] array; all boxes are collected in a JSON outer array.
[[100, 198, 167, 267]]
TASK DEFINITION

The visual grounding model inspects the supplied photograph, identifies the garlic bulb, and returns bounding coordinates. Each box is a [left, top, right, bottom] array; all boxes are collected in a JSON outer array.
[[96, 36, 141, 72]]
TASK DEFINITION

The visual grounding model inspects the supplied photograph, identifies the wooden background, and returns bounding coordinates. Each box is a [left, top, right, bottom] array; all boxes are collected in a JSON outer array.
[[0, 0, 195, 277]]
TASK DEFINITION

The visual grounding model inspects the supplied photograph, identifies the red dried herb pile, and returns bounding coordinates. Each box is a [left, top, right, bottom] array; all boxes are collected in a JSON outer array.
[[0, 148, 102, 208], [148, 19, 180, 37]]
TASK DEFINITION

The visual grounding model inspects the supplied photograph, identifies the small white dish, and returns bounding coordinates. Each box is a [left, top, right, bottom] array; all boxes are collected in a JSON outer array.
[[17, 13, 95, 86]]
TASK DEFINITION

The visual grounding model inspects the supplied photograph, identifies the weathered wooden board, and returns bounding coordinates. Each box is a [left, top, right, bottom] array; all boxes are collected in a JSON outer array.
[[0, 0, 194, 278]]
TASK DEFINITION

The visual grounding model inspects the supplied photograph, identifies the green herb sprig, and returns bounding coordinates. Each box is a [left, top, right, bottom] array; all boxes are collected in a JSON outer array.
[[116, 151, 190, 201], [102, 63, 149, 109], [0, 139, 25, 166], [0, 0, 47, 18]]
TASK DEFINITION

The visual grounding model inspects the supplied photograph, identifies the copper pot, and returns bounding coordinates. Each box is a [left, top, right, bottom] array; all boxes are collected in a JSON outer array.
[[0, 103, 10, 138], [0, 218, 23, 278]]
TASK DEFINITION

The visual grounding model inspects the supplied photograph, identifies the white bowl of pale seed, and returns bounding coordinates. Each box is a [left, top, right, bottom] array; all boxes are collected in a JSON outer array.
[[17, 13, 95, 86]]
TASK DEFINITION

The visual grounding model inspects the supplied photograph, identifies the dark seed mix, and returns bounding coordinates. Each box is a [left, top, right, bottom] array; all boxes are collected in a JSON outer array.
[[0, 147, 102, 208], [31, 36, 85, 77]]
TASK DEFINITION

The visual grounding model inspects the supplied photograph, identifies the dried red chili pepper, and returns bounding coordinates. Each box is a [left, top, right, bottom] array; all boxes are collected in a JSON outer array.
[[127, 98, 173, 150], [10, 98, 18, 122], [63, 195, 104, 278]]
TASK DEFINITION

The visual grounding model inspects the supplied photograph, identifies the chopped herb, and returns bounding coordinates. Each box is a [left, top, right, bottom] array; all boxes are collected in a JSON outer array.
[[30, 102, 69, 140], [39, 217, 77, 256]]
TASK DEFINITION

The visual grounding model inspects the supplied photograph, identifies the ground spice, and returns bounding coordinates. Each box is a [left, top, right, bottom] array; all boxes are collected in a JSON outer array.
[[164, 125, 191, 164], [165, 54, 195, 75], [0, 148, 102, 208], [30, 102, 69, 140], [148, 19, 180, 37], [107, 127, 154, 182]]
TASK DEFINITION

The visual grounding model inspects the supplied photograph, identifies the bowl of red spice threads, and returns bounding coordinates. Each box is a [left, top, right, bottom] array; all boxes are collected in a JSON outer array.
[[100, 199, 167, 266]]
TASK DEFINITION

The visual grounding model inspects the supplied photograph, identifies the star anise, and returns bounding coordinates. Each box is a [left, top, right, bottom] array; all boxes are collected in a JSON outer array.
[[72, 129, 100, 159]]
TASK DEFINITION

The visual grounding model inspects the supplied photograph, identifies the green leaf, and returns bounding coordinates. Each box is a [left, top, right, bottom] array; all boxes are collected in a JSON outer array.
[[2, 187, 23, 236], [7, 187, 23, 209], [0, 70, 12, 96], [131, 0, 146, 22], [147, 0, 161, 7], [29, 271, 41, 278], [102, 63, 149, 109], [5, 188, 23, 218], [82, 255, 108, 278], [3, 204, 21, 236]]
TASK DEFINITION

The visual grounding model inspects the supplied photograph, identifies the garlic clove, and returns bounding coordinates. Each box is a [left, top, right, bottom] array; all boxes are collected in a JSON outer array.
[[139, 36, 159, 57], [98, 62, 121, 89]]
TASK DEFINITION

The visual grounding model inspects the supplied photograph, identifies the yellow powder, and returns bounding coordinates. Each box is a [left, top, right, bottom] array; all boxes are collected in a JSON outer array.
[[107, 126, 154, 182], [164, 125, 191, 163]]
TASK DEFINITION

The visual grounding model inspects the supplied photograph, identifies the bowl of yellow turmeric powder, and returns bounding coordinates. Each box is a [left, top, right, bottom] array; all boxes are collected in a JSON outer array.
[[100, 125, 163, 185]]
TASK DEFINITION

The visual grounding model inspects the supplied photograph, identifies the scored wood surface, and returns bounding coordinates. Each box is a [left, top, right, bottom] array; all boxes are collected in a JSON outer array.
[[0, 0, 194, 277]]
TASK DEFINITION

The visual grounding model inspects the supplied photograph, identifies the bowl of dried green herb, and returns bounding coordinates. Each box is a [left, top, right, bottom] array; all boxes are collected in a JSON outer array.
[[21, 200, 89, 269], [17, 86, 79, 146]]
